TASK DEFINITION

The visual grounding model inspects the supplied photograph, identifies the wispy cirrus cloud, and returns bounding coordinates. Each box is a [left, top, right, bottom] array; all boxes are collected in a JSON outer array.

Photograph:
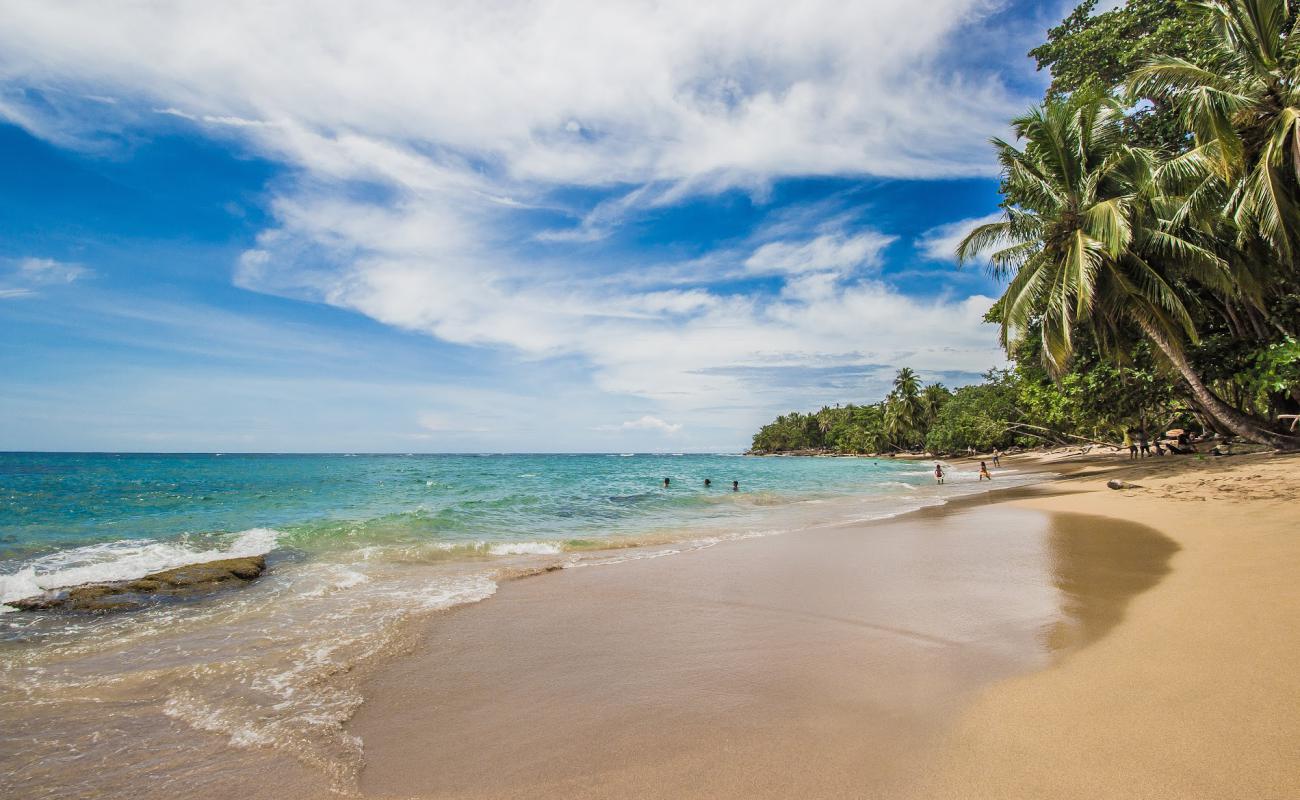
[[0, 257, 91, 299]]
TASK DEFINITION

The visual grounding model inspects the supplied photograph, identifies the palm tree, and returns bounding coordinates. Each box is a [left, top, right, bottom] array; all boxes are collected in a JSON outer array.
[[884, 368, 924, 449], [1130, 0, 1300, 274], [958, 93, 1297, 448], [920, 383, 951, 431]]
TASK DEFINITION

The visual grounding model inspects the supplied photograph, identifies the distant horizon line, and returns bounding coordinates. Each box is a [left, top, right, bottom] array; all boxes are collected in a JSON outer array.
[[0, 450, 750, 456]]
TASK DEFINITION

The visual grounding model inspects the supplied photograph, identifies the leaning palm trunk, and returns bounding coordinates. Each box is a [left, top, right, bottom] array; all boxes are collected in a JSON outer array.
[[1136, 317, 1300, 449]]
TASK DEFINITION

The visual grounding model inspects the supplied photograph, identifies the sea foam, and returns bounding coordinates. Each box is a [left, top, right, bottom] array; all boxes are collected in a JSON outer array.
[[0, 527, 280, 608]]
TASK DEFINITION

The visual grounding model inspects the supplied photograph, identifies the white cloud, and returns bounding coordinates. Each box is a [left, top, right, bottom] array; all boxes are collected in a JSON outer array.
[[0, 1, 1020, 187], [0, 1, 1026, 444], [597, 416, 683, 434], [0, 257, 90, 298], [417, 412, 492, 434], [745, 231, 895, 276], [18, 257, 89, 284], [915, 212, 1004, 262]]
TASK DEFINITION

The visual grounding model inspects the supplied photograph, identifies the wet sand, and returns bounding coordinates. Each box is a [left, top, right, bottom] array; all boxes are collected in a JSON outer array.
[[350, 500, 1176, 799], [920, 452, 1300, 799]]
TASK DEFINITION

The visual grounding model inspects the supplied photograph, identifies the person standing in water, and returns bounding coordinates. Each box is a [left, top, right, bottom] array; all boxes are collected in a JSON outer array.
[[978, 461, 992, 481], [663, 477, 670, 488], [934, 463, 945, 485], [703, 478, 711, 488], [732, 480, 739, 491]]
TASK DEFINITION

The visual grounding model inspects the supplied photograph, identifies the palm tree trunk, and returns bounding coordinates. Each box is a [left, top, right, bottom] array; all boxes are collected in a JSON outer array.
[[1136, 318, 1300, 449]]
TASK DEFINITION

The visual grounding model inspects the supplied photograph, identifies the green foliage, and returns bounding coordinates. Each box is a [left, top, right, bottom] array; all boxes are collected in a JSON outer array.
[[1030, 0, 1204, 150], [755, 0, 1300, 453], [750, 361, 1179, 455], [1243, 337, 1300, 394], [959, 91, 1222, 376], [923, 373, 1020, 453]]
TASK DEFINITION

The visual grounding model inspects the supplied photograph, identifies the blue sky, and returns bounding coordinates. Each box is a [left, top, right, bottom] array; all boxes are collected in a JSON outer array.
[[0, 0, 1082, 452]]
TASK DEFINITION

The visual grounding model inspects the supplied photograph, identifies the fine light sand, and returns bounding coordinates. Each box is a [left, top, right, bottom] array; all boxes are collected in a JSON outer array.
[[919, 451, 1300, 799], [344, 451, 1300, 799]]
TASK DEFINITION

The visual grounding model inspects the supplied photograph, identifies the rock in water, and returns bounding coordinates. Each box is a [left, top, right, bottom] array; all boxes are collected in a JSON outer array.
[[11, 556, 267, 612]]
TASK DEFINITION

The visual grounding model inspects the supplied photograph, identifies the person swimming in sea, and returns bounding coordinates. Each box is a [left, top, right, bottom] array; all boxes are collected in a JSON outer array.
[[703, 478, 711, 487], [934, 463, 945, 485], [663, 477, 670, 488], [732, 480, 739, 491], [978, 461, 991, 481]]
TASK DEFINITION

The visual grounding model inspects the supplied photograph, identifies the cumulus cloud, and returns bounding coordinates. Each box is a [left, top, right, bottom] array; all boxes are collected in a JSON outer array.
[[0, 1, 1023, 438], [915, 212, 1004, 262]]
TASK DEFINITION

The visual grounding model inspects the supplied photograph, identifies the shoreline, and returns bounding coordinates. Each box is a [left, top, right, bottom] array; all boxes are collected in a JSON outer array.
[[5, 451, 1294, 798], [338, 451, 1203, 799]]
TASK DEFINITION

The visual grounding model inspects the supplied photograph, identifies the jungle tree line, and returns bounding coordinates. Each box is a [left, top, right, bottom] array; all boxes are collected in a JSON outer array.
[[754, 0, 1300, 455]]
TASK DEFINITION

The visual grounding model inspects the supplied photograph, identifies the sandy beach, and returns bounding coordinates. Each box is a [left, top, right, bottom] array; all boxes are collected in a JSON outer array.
[[340, 451, 1299, 799]]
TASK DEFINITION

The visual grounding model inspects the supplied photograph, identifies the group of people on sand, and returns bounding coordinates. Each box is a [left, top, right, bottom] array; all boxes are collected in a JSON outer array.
[[934, 449, 1002, 485], [1123, 428, 1198, 459], [663, 477, 739, 491]]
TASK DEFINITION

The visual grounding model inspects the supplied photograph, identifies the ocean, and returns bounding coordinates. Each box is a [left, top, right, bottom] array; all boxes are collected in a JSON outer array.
[[0, 452, 1037, 796]]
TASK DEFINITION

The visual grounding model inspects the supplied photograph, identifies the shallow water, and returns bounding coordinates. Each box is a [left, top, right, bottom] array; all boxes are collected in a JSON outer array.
[[0, 452, 1041, 797]]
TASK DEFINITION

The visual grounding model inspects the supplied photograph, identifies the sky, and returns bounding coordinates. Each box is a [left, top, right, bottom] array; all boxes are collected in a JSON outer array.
[[0, 0, 1085, 452]]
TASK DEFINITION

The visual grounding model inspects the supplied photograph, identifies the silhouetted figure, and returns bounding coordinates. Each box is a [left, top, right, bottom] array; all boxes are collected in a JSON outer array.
[[663, 477, 670, 488], [732, 480, 739, 492], [703, 478, 711, 488]]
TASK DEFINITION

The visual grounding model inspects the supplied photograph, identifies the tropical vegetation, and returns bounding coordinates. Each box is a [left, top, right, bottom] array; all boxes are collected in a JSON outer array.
[[752, 0, 1300, 455]]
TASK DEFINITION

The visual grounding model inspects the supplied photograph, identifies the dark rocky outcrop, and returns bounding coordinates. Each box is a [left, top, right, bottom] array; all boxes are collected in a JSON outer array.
[[10, 556, 266, 612]]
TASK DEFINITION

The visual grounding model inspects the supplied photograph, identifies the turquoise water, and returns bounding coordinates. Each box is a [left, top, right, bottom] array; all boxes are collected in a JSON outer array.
[[0, 451, 1037, 791], [0, 452, 960, 606]]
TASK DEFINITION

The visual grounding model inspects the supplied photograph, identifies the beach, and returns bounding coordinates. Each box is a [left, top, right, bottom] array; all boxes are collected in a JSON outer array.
[[921, 452, 1300, 799], [349, 452, 1299, 799], [3, 451, 1297, 798]]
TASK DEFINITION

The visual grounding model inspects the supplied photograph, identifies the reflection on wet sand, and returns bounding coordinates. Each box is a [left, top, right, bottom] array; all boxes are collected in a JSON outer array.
[[1043, 513, 1179, 656], [349, 504, 1178, 800]]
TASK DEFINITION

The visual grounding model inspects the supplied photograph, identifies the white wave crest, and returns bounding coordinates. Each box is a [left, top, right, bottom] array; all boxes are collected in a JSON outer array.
[[487, 541, 562, 556], [0, 528, 280, 607]]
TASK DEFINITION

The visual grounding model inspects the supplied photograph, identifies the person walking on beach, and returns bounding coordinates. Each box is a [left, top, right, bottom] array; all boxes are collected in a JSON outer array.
[[934, 463, 945, 485], [1138, 430, 1150, 458], [992, 449, 1001, 468], [1124, 429, 1138, 460], [979, 461, 991, 481]]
